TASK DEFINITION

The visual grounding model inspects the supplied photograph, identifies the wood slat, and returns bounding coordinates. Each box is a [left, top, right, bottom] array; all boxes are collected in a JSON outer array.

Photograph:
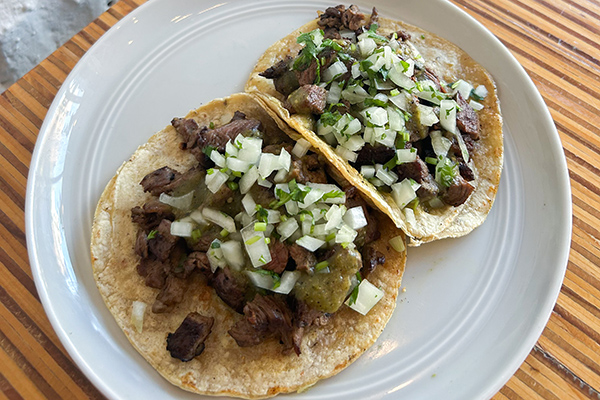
[[0, 0, 599, 398]]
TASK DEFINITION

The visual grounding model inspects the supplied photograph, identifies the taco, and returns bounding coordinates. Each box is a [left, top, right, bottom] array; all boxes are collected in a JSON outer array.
[[91, 93, 406, 398], [246, 5, 503, 246]]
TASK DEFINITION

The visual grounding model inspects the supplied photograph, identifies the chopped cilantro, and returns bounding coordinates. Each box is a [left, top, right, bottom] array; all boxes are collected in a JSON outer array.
[[147, 230, 157, 239], [202, 145, 216, 157], [227, 181, 239, 191], [209, 121, 215, 129], [364, 98, 387, 108], [321, 190, 344, 201], [255, 205, 269, 223], [191, 229, 202, 241], [315, 260, 329, 271]]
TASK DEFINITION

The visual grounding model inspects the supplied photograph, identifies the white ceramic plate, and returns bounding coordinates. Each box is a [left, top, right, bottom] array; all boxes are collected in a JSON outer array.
[[26, 1, 572, 399]]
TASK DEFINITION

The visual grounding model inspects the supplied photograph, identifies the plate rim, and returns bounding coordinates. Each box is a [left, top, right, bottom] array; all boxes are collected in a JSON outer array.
[[25, 0, 573, 399]]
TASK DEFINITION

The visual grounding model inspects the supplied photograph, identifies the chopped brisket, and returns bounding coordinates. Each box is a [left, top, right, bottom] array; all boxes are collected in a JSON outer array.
[[288, 243, 316, 273], [396, 156, 432, 183], [182, 252, 212, 278], [147, 219, 179, 262], [228, 295, 294, 352], [342, 4, 365, 30], [260, 58, 291, 79], [455, 92, 480, 140], [171, 117, 201, 150], [389, 29, 411, 41], [134, 230, 149, 258], [318, 5, 346, 29], [289, 154, 328, 184], [441, 175, 475, 206], [459, 160, 475, 181], [136, 257, 167, 289], [367, 7, 379, 29], [167, 312, 214, 362], [353, 144, 396, 166], [191, 225, 222, 252], [361, 244, 385, 278], [200, 118, 262, 152], [140, 166, 181, 196], [323, 27, 341, 39], [286, 84, 327, 115], [152, 274, 188, 313], [291, 300, 330, 355], [131, 199, 175, 231], [262, 240, 289, 274], [210, 267, 248, 313]]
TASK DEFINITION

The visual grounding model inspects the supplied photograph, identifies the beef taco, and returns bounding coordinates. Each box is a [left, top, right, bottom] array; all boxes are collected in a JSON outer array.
[[91, 93, 406, 398], [245, 5, 503, 245]]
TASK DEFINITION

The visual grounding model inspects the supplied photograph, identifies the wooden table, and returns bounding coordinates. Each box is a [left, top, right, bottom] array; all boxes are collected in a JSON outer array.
[[1, 0, 598, 398]]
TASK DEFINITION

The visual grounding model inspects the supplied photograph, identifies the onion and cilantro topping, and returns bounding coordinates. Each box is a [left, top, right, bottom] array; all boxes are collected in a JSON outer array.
[[261, 14, 488, 212], [160, 131, 385, 316]]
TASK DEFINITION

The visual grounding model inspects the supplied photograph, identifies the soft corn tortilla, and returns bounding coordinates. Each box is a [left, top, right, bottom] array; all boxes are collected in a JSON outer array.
[[91, 93, 406, 398], [246, 14, 503, 246]]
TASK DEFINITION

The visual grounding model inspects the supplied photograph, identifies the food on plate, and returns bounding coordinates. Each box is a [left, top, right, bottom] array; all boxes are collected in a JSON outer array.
[[91, 93, 405, 398], [246, 4, 503, 245]]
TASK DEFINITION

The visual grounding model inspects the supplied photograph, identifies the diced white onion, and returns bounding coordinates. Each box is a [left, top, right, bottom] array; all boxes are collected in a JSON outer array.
[[241, 225, 271, 268], [273, 271, 301, 294], [391, 179, 417, 209], [430, 130, 452, 157], [237, 137, 263, 163], [258, 153, 281, 178], [343, 206, 368, 229], [351, 62, 361, 79], [389, 91, 409, 111], [455, 79, 474, 100], [343, 134, 366, 152], [279, 149, 292, 172], [205, 170, 229, 194], [245, 270, 275, 290], [346, 279, 384, 315], [285, 200, 299, 215], [361, 165, 376, 179], [325, 204, 345, 231], [327, 82, 343, 104], [357, 38, 377, 57], [389, 235, 406, 252], [440, 99, 457, 134], [389, 62, 415, 90], [454, 130, 470, 162], [341, 84, 369, 104], [257, 177, 273, 188], [375, 167, 398, 186], [207, 240, 227, 272], [335, 145, 358, 162], [277, 218, 299, 241], [227, 157, 251, 173], [131, 301, 147, 333], [241, 193, 256, 216], [189, 209, 208, 226], [239, 165, 259, 194], [387, 107, 405, 131], [209, 150, 226, 168], [417, 104, 439, 126], [299, 187, 323, 209], [322, 60, 348, 82], [428, 197, 445, 209], [344, 118, 362, 136], [296, 235, 326, 252], [335, 223, 357, 243], [221, 240, 245, 271], [266, 209, 281, 224], [416, 80, 445, 105], [292, 138, 311, 158], [170, 220, 194, 237], [202, 207, 236, 232], [273, 168, 288, 183], [159, 191, 194, 211], [473, 84, 488, 99], [361, 106, 388, 127], [396, 148, 417, 164], [469, 100, 484, 111], [225, 141, 238, 157]]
